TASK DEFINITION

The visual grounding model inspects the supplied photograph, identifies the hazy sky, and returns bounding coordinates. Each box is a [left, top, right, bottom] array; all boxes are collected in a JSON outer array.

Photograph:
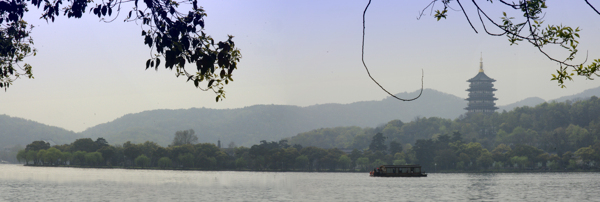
[[1, 0, 599, 132]]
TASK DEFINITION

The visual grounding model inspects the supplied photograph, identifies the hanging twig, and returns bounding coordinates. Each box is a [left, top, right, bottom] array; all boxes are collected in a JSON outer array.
[[362, 0, 424, 101], [585, 0, 600, 15], [456, 0, 478, 33]]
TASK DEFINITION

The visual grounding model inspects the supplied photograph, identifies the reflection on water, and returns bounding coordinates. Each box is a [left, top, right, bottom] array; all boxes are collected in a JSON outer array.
[[466, 173, 498, 201], [1, 164, 600, 201]]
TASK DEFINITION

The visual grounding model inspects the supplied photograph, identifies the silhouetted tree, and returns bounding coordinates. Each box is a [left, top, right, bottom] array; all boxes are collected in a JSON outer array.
[[172, 129, 198, 146], [158, 157, 172, 168], [451, 131, 463, 143], [25, 141, 50, 151], [97, 146, 115, 166], [389, 140, 403, 155], [369, 133, 387, 154], [71, 138, 97, 153], [413, 139, 435, 170], [95, 138, 109, 148], [135, 154, 151, 168]]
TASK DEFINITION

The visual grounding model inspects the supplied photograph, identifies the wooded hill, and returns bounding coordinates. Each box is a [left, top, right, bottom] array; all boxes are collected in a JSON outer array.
[[497, 86, 600, 112], [0, 115, 79, 149], [0, 115, 80, 162], [80, 88, 467, 146], [18, 95, 600, 172], [288, 96, 600, 156], [2, 86, 600, 151], [80, 87, 600, 147]]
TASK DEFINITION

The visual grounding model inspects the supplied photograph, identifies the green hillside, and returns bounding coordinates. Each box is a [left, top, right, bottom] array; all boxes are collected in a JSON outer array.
[[4, 86, 600, 152], [0, 115, 81, 149], [80, 88, 467, 146], [287, 96, 600, 155]]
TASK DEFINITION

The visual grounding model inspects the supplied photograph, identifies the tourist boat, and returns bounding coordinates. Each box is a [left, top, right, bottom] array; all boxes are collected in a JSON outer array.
[[369, 165, 427, 177]]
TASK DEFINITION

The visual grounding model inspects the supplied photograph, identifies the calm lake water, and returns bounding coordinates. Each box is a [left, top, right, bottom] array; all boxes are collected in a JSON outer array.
[[1, 164, 599, 201]]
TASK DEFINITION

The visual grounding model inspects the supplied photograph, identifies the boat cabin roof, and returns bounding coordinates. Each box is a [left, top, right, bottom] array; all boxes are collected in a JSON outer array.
[[380, 165, 422, 168]]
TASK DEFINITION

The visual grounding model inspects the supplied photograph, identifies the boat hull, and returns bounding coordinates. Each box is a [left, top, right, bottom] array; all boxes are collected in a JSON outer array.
[[369, 164, 427, 177], [369, 173, 427, 177]]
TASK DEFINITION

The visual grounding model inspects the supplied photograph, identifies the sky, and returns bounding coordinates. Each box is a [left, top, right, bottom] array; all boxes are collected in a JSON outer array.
[[1, 0, 600, 132]]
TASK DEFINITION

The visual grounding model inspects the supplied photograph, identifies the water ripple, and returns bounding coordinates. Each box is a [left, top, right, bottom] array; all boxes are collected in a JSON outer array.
[[1, 165, 600, 201]]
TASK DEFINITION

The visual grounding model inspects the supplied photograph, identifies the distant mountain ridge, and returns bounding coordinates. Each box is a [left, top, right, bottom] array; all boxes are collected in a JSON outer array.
[[0, 115, 80, 149], [3, 86, 600, 148], [497, 97, 546, 112], [80, 88, 467, 146], [496, 86, 600, 111], [551, 87, 600, 103], [78, 86, 600, 147]]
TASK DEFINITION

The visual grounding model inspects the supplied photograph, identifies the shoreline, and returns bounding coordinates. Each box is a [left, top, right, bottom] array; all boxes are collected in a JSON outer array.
[[13, 164, 600, 174]]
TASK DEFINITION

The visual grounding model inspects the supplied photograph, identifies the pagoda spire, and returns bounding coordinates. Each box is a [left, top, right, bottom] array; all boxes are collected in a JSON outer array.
[[479, 52, 484, 72], [465, 54, 497, 114]]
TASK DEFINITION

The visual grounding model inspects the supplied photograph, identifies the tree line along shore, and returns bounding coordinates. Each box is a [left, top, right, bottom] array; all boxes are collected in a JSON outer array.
[[13, 96, 600, 172], [15, 132, 599, 173]]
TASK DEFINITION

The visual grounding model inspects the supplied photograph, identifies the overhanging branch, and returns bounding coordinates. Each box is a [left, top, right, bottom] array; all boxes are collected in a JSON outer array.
[[362, 0, 423, 101]]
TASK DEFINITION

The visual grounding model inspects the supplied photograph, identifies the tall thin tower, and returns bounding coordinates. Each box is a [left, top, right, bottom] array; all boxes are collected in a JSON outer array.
[[465, 55, 498, 113]]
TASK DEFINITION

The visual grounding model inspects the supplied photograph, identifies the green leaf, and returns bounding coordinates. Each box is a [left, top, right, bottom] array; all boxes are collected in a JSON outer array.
[[144, 35, 152, 47], [145, 59, 151, 69], [156, 58, 161, 68], [208, 79, 215, 87], [102, 5, 107, 16]]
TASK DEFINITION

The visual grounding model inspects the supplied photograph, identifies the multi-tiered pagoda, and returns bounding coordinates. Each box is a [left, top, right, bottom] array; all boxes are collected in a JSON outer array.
[[465, 57, 498, 113]]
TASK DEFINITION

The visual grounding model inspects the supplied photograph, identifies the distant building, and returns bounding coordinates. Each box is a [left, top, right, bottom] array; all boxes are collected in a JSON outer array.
[[217, 140, 221, 148], [42, 139, 56, 146], [465, 56, 498, 113], [2, 146, 13, 153]]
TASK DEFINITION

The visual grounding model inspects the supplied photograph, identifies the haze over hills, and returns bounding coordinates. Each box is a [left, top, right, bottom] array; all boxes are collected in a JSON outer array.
[[497, 97, 546, 112], [80, 88, 466, 146], [497, 86, 600, 112], [0, 115, 80, 149], [2, 86, 600, 149], [77, 85, 600, 146], [552, 87, 600, 103]]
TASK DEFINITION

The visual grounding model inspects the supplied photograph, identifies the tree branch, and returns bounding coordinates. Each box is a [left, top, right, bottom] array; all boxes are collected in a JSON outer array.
[[477, 9, 506, 36], [456, 0, 478, 33], [585, 0, 600, 15], [362, 0, 423, 101]]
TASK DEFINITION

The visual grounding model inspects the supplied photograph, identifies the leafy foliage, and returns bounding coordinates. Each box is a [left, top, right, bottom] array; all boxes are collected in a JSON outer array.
[[157, 157, 172, 168], [0, 17, 35, 90], [0, 0, 241, 100], [423, 0, 600, 87], [25, 140, 50, 151], [368, 133, 387, 153], [134, 154, 150, 168], [287, 96, 600, 159], [17, 127, 600, 172], [171, 129, 198, 146]]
